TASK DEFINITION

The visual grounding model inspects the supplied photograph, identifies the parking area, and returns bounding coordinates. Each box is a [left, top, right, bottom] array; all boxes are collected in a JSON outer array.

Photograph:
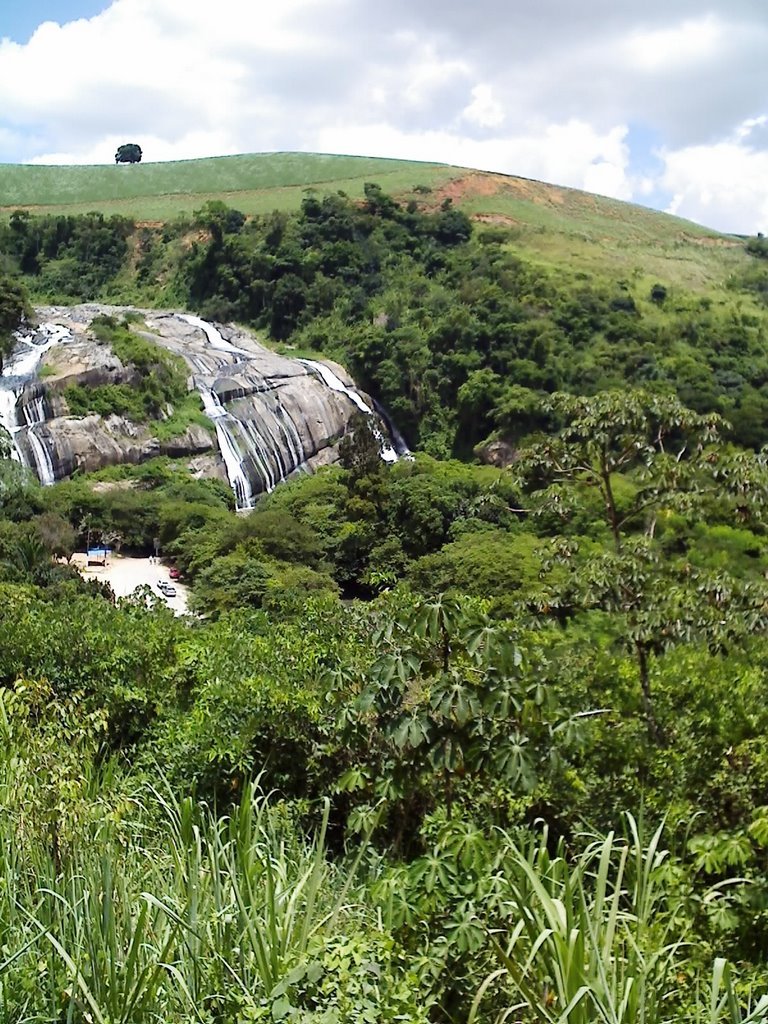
[[71, 553, 190, 615]]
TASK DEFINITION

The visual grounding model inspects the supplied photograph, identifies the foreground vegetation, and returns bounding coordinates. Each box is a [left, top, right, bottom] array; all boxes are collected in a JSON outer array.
[[3, 387, 768, 1019], [1, 177, 768, 1020], [2, 752, 765, 1023]]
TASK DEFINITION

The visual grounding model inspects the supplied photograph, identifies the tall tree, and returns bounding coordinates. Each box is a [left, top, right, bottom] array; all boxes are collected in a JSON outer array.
[[515, 389, 724, 551], [335, 594, 574, 845], [0, 274, 30, 375], [515, 390, 768, 740]]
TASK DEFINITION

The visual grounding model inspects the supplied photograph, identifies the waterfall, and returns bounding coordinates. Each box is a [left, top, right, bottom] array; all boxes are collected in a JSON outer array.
[[0, 323, 70, 477], [374, 399, 412, 457], [3, 310, 406, 501], [240, 419, 278, 492], [22, 392, 48, 426], [297, 359, 372, 414], [274, 403, 305, 472], [0, 387, 21, 463], [183, 317, 305, 508], [177, 315, 402, 509], [196, 382, 302, 506], [198, 385, 255, 509], [25, 427, 56, 486], [298, 358, 399, 463], [184, 316, 276, 508], [178, 314, 251, 358]]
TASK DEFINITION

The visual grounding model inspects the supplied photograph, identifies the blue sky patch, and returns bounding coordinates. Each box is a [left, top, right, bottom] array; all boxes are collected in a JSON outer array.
[[1, 1, 108, 44]]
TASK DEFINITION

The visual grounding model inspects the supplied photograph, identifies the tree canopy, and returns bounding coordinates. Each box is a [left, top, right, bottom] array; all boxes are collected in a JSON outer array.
[[115, 142, 142, 164], [0, 273, 29, 374]]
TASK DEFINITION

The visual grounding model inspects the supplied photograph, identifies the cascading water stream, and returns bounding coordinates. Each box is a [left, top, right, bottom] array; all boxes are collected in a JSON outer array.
[[198, 385, 254, 509], [25, 427, 56, 486], [374, 399, 411, 457], [22, 393, 47, 426], [180, 316, 303, 507], [298, 358, 399, 462], [178, 314, 251, 358], [172, 314, 404, 509], [2, 313, 406, 504], [0, 323, 70, 480], [0, 387, 21, 462]]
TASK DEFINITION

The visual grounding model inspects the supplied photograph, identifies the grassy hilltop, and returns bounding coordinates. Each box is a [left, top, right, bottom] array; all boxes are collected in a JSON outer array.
[[0, 150, 747, 292], [0, 152, 453, 218], [2, 149, 765, 455]]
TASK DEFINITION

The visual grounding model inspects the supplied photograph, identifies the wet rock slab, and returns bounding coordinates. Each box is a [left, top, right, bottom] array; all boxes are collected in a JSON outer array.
[[12, 305, 389, 502]]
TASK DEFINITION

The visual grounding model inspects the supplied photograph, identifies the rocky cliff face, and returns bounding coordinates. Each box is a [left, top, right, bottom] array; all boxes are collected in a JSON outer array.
[[15, 415, 215, 480], [0, 305, 398, 506]]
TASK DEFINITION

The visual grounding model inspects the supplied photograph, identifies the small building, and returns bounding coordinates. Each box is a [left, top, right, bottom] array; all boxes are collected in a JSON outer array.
[[87, 547, 111, 567]]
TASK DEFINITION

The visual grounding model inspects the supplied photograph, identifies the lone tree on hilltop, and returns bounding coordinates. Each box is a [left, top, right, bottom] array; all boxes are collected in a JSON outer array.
[[115, 143, 142, 164]]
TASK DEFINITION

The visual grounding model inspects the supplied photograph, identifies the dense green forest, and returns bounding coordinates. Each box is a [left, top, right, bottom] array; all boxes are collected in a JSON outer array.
[[1, 188, 768, 1021], [4, 186, 768, 455]]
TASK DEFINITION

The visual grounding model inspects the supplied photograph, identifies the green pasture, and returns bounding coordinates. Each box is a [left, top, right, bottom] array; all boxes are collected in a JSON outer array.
[[464, 187, 745, 291], [0, 151, 455, 217]]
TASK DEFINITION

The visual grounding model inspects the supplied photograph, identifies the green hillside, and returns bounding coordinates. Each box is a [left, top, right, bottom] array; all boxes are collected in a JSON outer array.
[[0, 150, 746, 292], [0, 152, 454, 217], [2, 162, 766, 454]]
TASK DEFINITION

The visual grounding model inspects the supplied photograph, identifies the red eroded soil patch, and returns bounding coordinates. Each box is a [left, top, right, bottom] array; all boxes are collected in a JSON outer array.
[[681, 233, 741, 248], [434, 172, 506, 203], [432, 171, 571, 210]]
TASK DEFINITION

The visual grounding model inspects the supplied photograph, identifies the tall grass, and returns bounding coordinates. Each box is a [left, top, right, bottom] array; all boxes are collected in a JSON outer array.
[[706, 959, 768, 1024], [470, 817, 766, 1024], [0, 742, 371, 1022], [2, 720, 763, 1023]]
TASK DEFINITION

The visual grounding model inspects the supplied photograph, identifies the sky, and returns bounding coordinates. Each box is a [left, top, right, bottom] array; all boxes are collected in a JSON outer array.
[[0, 0, 766, 234]]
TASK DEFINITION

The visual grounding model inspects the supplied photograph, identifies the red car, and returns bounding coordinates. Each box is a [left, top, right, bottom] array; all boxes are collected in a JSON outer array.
[[169, 567, 181, 580]]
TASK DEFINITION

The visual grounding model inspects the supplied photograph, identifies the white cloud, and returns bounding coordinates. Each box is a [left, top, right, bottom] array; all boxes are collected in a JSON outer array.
[[0, 0, 766, 232], [660, 129, 768, 233], [736, 116, 768, 141], [461, 84, 505, 129], [400, 45, 470, 109], [584, 162, 632, 201], [313, 119, 633, 200], [624, 15, 720, 72]]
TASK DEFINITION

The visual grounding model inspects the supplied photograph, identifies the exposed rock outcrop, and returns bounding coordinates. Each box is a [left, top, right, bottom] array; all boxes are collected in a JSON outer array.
[[15, 415, 215, 479], [475, 438, 517, 468], [1, 305, 400, 506]]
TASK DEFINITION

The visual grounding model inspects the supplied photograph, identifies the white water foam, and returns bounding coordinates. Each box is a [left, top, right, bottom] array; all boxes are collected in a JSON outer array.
[[182, 316, 401, 508], [0, 323, 71, 476], [178, 314, 251, 358], [26, 427, 56, 485], [199, 385, 254, 508], [298, 358, 398, 463]]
